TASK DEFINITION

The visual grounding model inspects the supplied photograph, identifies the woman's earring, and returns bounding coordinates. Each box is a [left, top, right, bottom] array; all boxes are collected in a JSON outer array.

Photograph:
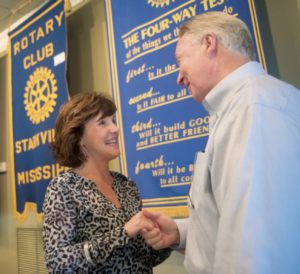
[[81, 144, 89, 160]]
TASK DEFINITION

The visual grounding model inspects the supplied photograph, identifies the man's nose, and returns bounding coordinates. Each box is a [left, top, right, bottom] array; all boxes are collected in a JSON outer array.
[[177, 72, 183, 85]]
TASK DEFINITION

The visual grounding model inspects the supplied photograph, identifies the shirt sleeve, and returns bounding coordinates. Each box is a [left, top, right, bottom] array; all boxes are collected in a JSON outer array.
[[175, 218, 188, 248], [42, 176, 131, 273]]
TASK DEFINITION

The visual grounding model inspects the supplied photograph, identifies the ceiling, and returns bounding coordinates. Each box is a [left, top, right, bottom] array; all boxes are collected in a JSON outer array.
[[0, 0, 47, 33]]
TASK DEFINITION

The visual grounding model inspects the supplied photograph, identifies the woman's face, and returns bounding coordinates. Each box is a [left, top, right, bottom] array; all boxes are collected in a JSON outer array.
[[80, 112, 120, 162]]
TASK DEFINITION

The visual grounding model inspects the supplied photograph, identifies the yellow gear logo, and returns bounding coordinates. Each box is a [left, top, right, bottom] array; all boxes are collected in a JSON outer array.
[[147, 0, 174, 8], [24, 67, 58, 125]]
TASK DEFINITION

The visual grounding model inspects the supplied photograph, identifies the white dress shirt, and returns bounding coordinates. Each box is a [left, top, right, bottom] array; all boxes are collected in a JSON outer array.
[[176, 61, 300, 274]]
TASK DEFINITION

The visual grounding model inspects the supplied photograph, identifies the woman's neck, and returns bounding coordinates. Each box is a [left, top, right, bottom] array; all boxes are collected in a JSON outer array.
[[74, 159, 112, 186]]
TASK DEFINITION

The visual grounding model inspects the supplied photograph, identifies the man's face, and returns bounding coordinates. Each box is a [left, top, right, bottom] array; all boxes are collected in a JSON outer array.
[[175, 34, 214, 103]]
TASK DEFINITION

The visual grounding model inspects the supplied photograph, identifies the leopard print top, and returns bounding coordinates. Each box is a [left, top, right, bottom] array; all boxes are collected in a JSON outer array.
[[42, 170, 171, 273]]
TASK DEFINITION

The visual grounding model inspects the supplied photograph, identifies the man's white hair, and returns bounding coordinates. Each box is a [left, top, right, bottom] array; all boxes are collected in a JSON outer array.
[[179, 11, 256, 61]]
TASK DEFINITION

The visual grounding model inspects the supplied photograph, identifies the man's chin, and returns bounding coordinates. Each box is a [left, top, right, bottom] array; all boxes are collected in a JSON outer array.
[[192, 94, 203, 103]]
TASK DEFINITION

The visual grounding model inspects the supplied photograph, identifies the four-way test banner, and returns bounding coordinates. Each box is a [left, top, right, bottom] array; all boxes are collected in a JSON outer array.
[[105, 0, 268, 217]]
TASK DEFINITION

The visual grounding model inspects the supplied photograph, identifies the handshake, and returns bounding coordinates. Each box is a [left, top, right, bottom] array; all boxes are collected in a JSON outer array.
[[124, 210, 180, 250]]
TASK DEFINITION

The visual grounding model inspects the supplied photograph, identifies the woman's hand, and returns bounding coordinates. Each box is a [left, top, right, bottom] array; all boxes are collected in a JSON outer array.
[[124, 211, 155, 238]]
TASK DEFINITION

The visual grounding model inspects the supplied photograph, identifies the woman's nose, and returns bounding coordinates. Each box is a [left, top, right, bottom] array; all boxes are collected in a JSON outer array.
[[111, 123, 119, 132]]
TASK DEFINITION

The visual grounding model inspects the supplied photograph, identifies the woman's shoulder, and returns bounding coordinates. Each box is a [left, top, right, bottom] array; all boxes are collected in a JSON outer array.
[[48, 170, 78, 190]]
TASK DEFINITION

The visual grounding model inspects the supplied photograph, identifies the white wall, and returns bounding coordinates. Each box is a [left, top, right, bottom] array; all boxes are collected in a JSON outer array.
[[264, 0, 300, 88]]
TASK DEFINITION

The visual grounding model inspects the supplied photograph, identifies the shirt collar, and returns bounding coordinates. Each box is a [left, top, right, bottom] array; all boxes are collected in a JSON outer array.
[[202, 61, 266, 115]]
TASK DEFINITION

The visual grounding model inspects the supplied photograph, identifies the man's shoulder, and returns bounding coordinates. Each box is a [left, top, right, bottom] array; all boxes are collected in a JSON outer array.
[[240, 74, 300, 110]]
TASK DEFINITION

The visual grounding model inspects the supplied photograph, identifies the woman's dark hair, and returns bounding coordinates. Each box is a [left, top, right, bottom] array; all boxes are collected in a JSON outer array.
[[52, 92, 117, 167]]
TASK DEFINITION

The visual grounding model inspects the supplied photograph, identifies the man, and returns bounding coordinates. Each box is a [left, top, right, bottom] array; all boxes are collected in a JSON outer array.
[[142, 11, 300, 274]]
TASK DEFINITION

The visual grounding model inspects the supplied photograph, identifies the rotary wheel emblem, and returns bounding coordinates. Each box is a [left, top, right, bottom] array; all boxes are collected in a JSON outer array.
[[147, 0, 172, 8], [24, 67, 58, 125]]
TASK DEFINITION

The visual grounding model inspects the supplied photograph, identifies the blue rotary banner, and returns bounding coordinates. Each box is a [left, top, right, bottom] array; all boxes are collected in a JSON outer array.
[[9, 0, 69, 222], [105, 0, 268, 217]]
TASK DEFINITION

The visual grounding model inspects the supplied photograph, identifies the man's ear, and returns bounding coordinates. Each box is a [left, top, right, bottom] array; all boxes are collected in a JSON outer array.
[[202, 33, 218, 58]]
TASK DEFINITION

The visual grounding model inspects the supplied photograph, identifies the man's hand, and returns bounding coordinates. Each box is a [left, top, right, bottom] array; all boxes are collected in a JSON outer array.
[[141, 209, 180, 250]]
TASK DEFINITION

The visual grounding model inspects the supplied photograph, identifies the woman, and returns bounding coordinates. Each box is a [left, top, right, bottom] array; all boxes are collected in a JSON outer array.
[[42, 92, 171, 273]]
